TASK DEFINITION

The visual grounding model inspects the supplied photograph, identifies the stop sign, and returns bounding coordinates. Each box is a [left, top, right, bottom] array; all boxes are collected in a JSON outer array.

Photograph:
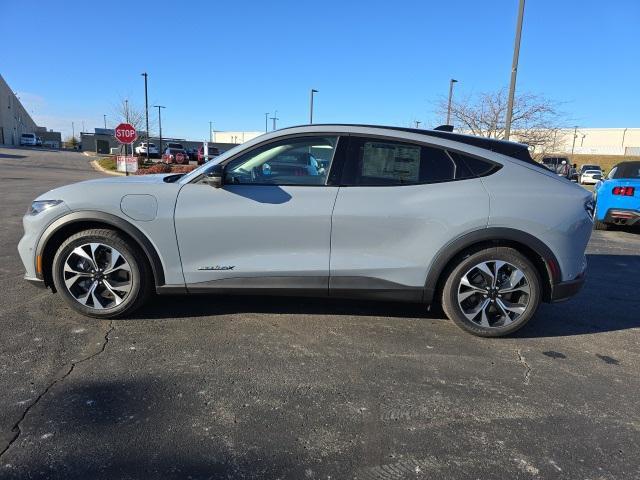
[[114, 123, 137, 144]]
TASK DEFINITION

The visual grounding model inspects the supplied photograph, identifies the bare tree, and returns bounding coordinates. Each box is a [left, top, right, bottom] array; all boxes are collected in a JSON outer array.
[[112, 97, 153, 136], [437, 88, 564, 154]]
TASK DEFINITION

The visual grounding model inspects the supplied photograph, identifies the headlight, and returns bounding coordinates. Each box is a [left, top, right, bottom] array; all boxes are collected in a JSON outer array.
[[28, 200, 63, 216]]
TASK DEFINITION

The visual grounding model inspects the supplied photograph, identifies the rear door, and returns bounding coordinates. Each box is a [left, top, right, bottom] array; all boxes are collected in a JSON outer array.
[[329, 136, 491, 297], [174, 135, 344, 292]]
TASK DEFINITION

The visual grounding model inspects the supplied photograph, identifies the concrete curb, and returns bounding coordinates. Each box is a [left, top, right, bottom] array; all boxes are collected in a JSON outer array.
[[90, 159, 124, 176]]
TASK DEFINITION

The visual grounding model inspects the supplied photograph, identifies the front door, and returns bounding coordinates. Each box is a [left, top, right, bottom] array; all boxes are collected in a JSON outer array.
[[174, 135, 342, 293]]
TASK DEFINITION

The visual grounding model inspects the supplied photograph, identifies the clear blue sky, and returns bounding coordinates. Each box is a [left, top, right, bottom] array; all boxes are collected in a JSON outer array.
[[3, 0, 639, 140]]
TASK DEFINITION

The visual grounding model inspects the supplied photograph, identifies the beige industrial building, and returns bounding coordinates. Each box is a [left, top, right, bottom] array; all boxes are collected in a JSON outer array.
[[0, 73, 61, 147], [0, 73, 38, 145], [544, 128, 640, 156]]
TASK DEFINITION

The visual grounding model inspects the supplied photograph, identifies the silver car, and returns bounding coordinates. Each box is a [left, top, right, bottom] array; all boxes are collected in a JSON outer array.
[[18, 125, 594, 337]]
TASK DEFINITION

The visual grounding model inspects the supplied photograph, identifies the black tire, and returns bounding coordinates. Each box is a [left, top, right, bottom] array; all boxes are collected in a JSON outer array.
[[441, 247, 541, 337], [52, 229, 152, 318]]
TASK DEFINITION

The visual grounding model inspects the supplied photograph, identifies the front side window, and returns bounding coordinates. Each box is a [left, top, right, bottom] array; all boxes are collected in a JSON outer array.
[[343, 137, 495, 186], [224, 136, 337, 186]]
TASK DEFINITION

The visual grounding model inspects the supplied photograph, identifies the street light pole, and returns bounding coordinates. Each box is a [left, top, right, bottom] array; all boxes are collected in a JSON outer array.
[[264, 113, 269, 132], [504, 0, 526, 140], [446, 79, 458, 125], [209, 121, 213, 142], [309, 89, 318, 124], [141, 72, 150, 162], [270, 110, 279, 131], [154, 105, 165, 155], [571, 125, 578, 159], [103, 114, 107, 129], [415, 121, 421, 129]]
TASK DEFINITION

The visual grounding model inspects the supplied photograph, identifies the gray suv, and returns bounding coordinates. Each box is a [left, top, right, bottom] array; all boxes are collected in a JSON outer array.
[[18, 125, 594, 336]]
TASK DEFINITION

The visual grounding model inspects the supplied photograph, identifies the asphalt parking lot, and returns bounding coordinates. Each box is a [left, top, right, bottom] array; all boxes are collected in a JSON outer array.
[[1, 146, 639, 479]]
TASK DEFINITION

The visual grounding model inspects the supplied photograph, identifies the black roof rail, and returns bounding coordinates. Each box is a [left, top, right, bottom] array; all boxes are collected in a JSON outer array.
[[433, 124, 454, 132]]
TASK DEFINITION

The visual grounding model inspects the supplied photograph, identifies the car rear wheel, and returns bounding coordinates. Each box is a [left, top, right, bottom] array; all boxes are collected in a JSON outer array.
[[52, 229, 152, 318], [441, 247, 541, 337]]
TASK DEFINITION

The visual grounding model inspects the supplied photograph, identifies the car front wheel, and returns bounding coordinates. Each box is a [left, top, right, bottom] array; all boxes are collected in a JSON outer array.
[[441, 247, 541, 337], [52, 229, 152, 318]]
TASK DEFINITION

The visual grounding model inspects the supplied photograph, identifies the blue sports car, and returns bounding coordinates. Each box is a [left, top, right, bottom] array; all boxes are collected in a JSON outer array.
[[593, 161, 640, 230]]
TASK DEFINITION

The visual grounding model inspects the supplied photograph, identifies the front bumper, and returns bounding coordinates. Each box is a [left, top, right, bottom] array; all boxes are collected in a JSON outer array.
[[24, 276, 47, 289]]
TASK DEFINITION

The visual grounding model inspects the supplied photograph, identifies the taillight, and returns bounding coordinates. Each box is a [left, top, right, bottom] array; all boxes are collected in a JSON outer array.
[[612, 186, 635, 196]]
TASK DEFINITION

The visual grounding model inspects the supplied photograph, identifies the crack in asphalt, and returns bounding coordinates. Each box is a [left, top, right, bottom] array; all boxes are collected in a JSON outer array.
[[0, 320, 114, 460], [516, 349, 532, 386]]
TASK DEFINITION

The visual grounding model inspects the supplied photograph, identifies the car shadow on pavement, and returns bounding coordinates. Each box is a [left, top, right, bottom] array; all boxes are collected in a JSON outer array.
[[1, 378, 303, 480], [514, 253, 640, 338], [0, 152, 27, 159], [131, 254, 639, 337]]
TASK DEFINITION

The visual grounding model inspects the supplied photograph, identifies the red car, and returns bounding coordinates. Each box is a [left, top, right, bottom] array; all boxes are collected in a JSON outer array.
[[197, 145, 220, 165]]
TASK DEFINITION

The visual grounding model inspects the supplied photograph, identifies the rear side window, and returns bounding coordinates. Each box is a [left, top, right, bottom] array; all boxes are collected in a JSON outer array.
[[342, 137, 497, 186]]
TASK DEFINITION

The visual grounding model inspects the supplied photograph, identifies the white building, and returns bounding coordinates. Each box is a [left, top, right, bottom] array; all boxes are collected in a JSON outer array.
[[530, 128, 640, 156], [212, 131, 264, 144]]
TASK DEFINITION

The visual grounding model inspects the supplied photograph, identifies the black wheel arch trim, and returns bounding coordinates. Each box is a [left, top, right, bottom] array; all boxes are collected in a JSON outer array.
[[423, 227, 561, 304], [35, 210, 166, 287]]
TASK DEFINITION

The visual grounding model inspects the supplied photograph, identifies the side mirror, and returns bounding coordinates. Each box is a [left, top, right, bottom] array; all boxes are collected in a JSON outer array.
[[204, 164, 224, 188]]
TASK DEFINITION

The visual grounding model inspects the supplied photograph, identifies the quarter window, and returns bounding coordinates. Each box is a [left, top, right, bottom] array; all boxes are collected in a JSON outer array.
[[224, 136, 337, 186]]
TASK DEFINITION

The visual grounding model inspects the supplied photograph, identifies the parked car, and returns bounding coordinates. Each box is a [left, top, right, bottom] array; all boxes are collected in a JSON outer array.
[[18, 124, 593, 337], [197, 145, 220, 165], [20, 133, 37, 146], [135, 142, 160, 158], [579, 169, 603, 185], [593, 161, 640, 230], [161, 143, 188, 163], [579, 164, 602, 176], [185, 147, 199, 162], [162, 147, 188, 164]]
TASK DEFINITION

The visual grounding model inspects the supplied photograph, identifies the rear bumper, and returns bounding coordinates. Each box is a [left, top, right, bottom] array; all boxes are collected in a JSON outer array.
[[550, 274, 585, 302], [604, 208, 640, 226]]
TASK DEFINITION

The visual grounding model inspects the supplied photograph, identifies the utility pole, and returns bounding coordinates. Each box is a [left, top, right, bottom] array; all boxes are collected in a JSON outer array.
[[209, 121, 213, 142], [504, 0, 526, 140], [154, 105, 165, 155], [309, 89, 318, 124], [446, 79, 458, 125], [103, 114, 107, 129], [141, 72, 150, 162], [71, 121, 75, 148], [264, 113, 269, 132], [270, 110, 279, 131], [571, 126, 578, 158]]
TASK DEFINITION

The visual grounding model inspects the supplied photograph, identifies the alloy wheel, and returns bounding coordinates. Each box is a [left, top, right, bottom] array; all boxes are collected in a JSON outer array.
[[63, 243, 132, 310], [457, 260, 531, 328]]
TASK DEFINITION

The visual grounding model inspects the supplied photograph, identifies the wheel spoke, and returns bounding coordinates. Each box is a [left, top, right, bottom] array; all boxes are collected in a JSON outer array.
[[463, 298, 490, 322], [102, 280, 125, 305], [71, 246, 96, 270], [494, 299, 513, 325], [496, 298, 525, 315], [458, 289, 482, 302], [104, 279, 131, 295], [492, 261, 506, 287], [475, 262, 494, 287]]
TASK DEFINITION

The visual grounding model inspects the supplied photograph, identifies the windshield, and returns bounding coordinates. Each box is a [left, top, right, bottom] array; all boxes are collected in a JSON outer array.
[[613, 162, 640, 179]]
